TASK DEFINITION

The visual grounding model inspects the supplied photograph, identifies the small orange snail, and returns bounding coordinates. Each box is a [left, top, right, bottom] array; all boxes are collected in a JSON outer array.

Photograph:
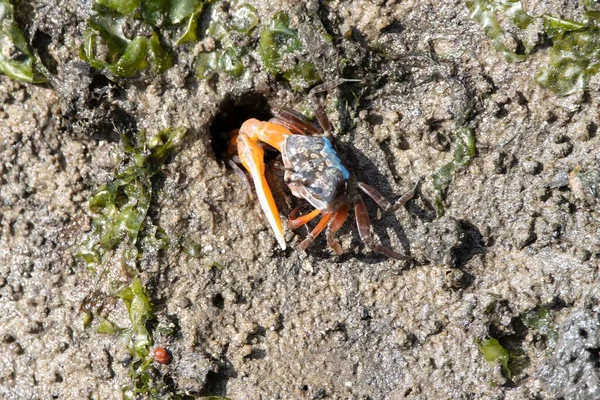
[[153, 346, 172, 365]]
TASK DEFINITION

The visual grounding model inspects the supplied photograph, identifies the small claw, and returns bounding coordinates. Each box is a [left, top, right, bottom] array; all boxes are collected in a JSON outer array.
[[237, 134, 286, 250]]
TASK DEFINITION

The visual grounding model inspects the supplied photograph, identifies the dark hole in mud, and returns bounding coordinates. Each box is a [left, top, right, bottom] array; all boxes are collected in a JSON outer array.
[[89, 74, 111, 100], [515, 91, 528, 106], [569, 354, 578, 363], [514, 38, 527, 56], [580, 328, 589, 339], [494, 100, 510, 119], [245, 348, 266, 360], [588, 122, 598, 139], [200, 362, 237, 397], [549, 296, 568, 310], [32, 30, 58, 74], [587, 348, 600, 368], [546, 112, 558, 124], [163, 375, 177, 393], [366, 112, 383, 126], [381, 20, 404, 34], [201, 370, 227, 396], [361, 307, 372, 321], [88, 75, 126, 108], [209, 93, 273, 161], [429, 129, 451, 152], [212, 293, 224, 309], [2, 334, 15, 344], [572, 368, 583, 384], [453, 220, 485, 269]]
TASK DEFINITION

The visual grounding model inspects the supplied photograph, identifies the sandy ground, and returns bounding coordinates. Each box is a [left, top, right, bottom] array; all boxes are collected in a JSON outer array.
[[1, 0, 599, 399]]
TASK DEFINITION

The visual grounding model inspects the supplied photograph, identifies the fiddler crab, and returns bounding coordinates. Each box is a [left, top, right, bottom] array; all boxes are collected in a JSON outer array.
[[227, 79, 418, 259]]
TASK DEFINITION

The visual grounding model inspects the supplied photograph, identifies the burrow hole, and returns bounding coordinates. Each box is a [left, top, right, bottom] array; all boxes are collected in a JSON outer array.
[[210, 93, 272, 161], [212, 293, 225, 309]]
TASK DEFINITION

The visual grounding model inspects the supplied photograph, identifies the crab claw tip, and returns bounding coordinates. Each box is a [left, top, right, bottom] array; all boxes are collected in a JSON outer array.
[[278, 239, 287, 251]]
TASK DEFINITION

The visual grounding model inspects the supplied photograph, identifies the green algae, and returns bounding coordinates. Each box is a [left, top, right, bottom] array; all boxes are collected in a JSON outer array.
[[79, 127, 186, 270], [79, 126, 185, 398], [536, 12, 600, 96], [432, 126, 477, 217], [80, 13, 173, 78], [478, 337, 512, 378], [257, 11, 321, 90], [467, 0, 600, 95], [0, 0, 47, 83], [194, 1, 258, 79], [466, 0, 534, 62]]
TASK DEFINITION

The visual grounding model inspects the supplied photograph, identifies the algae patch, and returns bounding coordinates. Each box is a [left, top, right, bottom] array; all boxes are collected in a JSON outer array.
[[0, 0, 47, 82], [95, 278, 169, 398], [78, 126, 186, 398], [257, 11, 321, 90], [195, 1, 259, 79], [466, 0, 534, 62], [535, 12, 600, 96], [431, 126, 477, 217], [521, 307, 557, 345], [478, 337, 512, 378], [119, 278, 157, 399], [80, 11, 173, 78], [79, 0, 215, 78], [467, 0, 600, 95], [79, 1, 322, 89], [79, 127, 185, 270], [195, 7, 320, 89]]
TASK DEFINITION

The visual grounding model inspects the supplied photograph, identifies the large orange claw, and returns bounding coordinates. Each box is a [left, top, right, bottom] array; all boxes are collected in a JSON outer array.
[[237, 119, 290, 250]]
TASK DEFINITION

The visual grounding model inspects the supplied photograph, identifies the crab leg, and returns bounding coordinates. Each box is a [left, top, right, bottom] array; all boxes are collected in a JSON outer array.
[[357, 180, 419, 212], [227, 158, 253, 198], [354, 196, 412, 260], [309, 78, 362, 136], [288, 207, 321, 229], [299, 212, 334, 250], [326, 204, 350, 255], [237, 119, 291, 250], [270, 107, 322, 136]]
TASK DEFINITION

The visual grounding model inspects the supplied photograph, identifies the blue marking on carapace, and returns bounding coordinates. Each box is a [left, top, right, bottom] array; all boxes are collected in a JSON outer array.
[[321, 138, 350, 179]]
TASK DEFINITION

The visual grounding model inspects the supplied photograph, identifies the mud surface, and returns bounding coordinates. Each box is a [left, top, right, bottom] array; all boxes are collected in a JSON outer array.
[[1, 0, 599, 399]]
